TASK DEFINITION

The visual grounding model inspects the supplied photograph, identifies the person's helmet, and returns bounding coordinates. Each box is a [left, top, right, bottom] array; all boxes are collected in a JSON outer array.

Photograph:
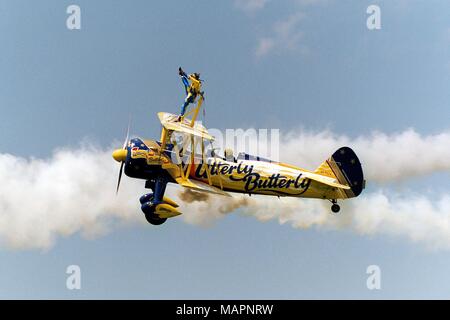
[[192, 73, 201, 80], [224, 148, 234, 162]]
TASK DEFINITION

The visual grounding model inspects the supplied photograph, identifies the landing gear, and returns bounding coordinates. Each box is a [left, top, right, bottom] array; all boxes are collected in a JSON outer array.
[[144, 212, 167, 225], [140, 176, 168, 225], [330, 199, 340, 213], [139, 193, 153, 204], [141, 196, 167, 225]]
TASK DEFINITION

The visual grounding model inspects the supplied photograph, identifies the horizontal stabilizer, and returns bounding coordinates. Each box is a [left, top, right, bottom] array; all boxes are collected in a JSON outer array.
[[302, 172, 351, 189]]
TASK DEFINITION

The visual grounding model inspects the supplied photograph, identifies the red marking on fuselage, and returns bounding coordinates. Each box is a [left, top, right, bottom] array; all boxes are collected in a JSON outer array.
[[189, 163, 197, 177]]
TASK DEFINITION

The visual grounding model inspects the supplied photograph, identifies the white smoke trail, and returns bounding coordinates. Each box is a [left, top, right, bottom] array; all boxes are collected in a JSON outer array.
[[0, 128, 449, 250], [280, 128, 450, 183], [235, 192, 450, 250], [0, 144, 144, 250], [174, 190, 450, 250], [175, 127, 450, 249]]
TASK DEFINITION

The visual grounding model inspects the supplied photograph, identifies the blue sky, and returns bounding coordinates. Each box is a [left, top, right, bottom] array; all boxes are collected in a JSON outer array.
[[0, 0, 449, 299]]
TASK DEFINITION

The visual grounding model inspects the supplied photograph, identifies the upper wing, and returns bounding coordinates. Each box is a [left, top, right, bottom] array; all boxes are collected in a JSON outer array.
[[158, 112, 214, 140]]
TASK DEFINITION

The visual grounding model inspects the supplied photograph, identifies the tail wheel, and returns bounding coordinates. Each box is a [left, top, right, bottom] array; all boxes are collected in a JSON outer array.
[[331, 203, 340, 213]]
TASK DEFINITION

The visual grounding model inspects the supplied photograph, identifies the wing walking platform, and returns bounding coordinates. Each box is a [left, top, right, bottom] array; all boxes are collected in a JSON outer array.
[[158, 112, 214, 141]]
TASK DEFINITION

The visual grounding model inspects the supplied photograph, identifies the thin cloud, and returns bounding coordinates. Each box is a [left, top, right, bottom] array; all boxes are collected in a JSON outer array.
[[234, 0, 270, 13], [253, 0, 331, 57], [256, 11, 305, 57]]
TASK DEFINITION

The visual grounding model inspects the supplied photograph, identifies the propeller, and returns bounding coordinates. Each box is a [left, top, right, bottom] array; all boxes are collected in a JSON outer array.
[[113, 119, 130, 194], [116, 161, 124, 194]]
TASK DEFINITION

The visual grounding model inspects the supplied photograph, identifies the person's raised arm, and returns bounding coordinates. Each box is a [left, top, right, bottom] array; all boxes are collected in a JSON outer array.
[[178, 67, 187, 78], [179, 67, 189, 91]]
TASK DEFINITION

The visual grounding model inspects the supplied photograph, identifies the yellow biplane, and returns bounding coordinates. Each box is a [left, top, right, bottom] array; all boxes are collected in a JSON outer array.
[[112, 83, 365, 225]]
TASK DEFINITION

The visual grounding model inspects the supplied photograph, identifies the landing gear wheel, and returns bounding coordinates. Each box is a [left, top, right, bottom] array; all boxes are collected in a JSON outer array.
[[331, 203, 340, 213], [144, 212, 167, 225], [141, 197, 167, 225]]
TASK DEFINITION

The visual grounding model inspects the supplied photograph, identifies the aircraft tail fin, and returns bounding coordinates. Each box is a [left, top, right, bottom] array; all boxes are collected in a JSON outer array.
[[314, 147, 365, 198]]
